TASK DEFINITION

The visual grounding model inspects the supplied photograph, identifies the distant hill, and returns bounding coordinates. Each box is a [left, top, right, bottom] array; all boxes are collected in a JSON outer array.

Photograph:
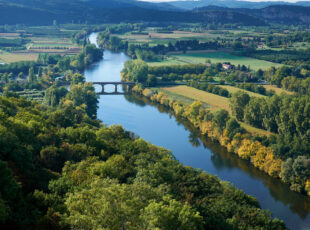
[[170, 0, 310, 10], [0, 0, 265, 26], [195, 5, 310, 25], [0, 0, 309, 26]]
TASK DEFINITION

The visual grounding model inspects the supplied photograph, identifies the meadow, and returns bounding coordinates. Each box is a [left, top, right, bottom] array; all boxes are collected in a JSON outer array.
[[0, 51, 38, 63], [162, 85, 231, 112], [148, 51, 282, 70]]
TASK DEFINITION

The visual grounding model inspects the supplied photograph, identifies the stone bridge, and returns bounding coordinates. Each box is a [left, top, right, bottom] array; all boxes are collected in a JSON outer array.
[[92, 82, 135, 94]]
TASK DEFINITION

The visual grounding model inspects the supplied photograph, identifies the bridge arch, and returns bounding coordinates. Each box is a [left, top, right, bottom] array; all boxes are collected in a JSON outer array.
[[92, 82, 135, 94]]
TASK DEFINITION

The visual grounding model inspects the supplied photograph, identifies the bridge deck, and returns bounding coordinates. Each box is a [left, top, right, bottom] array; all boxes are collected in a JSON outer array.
[[92, 82, 135, 85]]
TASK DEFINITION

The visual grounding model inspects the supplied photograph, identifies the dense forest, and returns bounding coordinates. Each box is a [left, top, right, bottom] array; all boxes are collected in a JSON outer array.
[[0, 91, 287, 229]]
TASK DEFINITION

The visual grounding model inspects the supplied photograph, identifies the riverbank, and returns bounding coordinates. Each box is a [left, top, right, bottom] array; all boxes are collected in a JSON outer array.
[[86, 32, 310, 229], [131, 85, 310, 197]]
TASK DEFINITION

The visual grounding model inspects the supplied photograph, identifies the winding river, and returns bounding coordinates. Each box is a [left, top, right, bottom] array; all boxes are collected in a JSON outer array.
[[85, 33, 310, 230]]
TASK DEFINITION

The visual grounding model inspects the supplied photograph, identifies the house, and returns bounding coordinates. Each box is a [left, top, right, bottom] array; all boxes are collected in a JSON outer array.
[[222, 64, 231, 70]]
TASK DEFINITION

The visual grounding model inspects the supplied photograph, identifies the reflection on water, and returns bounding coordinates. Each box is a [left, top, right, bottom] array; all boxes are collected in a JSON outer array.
[[124, 94, 310, 228], [85, 33, 310, 229]]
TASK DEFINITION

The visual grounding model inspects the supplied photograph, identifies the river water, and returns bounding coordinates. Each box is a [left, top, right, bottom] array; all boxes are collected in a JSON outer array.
[[85, 33, 310, 230]]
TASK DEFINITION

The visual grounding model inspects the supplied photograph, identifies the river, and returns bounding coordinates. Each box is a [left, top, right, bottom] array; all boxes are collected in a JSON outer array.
[[85, 33, 310, 230]]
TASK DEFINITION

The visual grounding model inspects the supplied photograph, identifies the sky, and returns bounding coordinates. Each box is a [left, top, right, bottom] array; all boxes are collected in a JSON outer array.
[[140, 0, 309, 2]]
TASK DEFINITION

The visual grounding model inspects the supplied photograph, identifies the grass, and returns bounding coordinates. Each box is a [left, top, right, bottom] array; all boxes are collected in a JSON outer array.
[[120, 30, 214, 41], [148, 56, 190, 66], [28, 36, 78, 49], [172, 52, 282, 71], [162, 86, 231, 112], [0, 51, 38, 63], [220, 85, 266, 98], [160, 85, 271, 136], [148, 51, 282, 70], [263, 85, 294, 95]]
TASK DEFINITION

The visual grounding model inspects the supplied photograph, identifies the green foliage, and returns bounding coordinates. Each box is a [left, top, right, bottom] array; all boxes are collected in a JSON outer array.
[[280, 157, 310, 192], [229, 91, 250, 121], [44, 86, 68, 107], [141, 196, 203, 230], [66, 83, 98, 118], [0, 95, 287, 229], [226, 118, 244, 140], [122, 59, 148, 83], [213, 109, 229, 133]]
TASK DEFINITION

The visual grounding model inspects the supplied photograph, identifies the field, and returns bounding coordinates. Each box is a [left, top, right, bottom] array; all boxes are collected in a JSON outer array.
[[148, 51, 282, 70], [118, 30, 216, 43], [220, 85, 266, 98], [0, 51, 38, 63], [28, 36, 78, 49], [0, 31, 81, 63], [160, 85, 271, 136], [162, 86, 231, 112], [263, 85, 294, 95]]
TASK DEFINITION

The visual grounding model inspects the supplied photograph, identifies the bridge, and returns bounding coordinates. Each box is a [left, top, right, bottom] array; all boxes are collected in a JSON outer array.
[[92, 82, 136, 94]]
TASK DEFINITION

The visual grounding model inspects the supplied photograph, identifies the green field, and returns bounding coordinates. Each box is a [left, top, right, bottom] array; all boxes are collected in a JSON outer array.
[[148, 51, 282, 70]]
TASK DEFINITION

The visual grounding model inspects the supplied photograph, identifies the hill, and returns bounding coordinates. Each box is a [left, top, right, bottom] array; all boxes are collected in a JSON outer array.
[[0, 0, 265, 26], [169, 0, 310, 10], [195, 5, 310, 25], [0, 0, 309, 25]]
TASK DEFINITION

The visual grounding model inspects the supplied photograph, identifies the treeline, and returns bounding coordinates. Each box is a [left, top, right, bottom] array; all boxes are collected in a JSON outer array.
[[133, 87, 310, 196], [123, 60, 263, 87], [235, 83, 275, 96], [97, 29, 221, 60], [281, 76, 310, 96], [264, 31, 310, 47], [189, 81, 230, 98], [230, 91, 310, 193], [244, 48, 310, 66], [0, 61, 36, 74], [0, 92, 287, 229]]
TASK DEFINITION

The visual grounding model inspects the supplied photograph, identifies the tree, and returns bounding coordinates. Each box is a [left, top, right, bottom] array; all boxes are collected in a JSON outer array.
[[141, 196, 203, 230], [244, 97, 266, 128], [64, 179, 164, 229], [225, 118, 243, 140], [213, 109, 229, 133], [229, 91, 250, 121], [44, 86, 68, 107], [122, 60, 148, 83], [27, 67, 36, 83], [271, 66, 291, 86], [66, 83, 98, 118], [70, 73, 85, 85]]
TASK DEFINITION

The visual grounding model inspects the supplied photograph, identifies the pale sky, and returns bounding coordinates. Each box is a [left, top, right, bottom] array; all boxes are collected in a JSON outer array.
[[140, 0, 309, 2]]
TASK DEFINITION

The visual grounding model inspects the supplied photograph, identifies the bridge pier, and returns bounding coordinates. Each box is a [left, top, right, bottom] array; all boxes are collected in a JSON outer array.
[[92, 81, 136, 95]]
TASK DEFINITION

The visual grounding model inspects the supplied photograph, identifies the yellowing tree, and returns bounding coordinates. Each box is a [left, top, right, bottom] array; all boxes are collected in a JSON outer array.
[[238, 140, 261, 160]]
